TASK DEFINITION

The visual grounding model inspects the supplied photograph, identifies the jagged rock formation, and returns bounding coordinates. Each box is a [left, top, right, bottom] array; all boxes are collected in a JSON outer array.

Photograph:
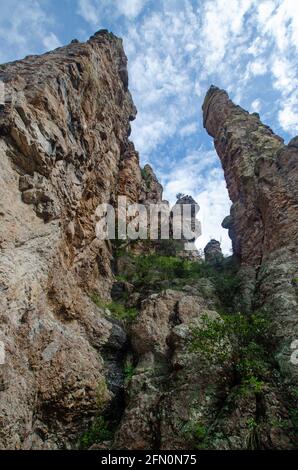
[[172, 195, 201, 259], [203, 86, 298, 386], [0, 33, 297, 451], [204, 239, 223, 265], [0, 30, 151, 449], [114, 289, 224, 450], [139, 164, 163, 204]]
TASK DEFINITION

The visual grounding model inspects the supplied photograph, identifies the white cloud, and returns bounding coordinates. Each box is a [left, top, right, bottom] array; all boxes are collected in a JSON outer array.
[[260, 0, 298, 52], [159, 149, 232, 255], [77, 0, 99, 25], [248, 60, 267, 76], [0, 0, 61, 63], [180, 122, 198, 137], [76, 0, 298, 159], [278, 92, 298, 133], [255, 0, 298, 134], [77, 0, 148, 25], [117, 0, 148, 19], [257, 0, 276, 24], [199, 0, 255, 72], [195, 179, 232, 255], [132, 116, 174, 155], [251, 98, 262, 113], [43, 33, 62, 51]]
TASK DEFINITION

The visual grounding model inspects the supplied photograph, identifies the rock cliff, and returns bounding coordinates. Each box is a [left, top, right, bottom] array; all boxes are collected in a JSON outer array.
[[0, 33, 297, 450], [0, 30, 143, 449], [203, 86, 298, 385]]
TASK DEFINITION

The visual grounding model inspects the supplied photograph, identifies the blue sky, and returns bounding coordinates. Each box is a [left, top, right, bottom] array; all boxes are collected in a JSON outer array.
[[0, 0, 297, 253]]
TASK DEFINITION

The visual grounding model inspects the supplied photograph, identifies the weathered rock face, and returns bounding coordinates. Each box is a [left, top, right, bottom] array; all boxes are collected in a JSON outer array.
[[203, 86, 298, 387], [114, 288, 228, 450], [0, 32, 297, 451], [0, 30, 143, 449], [171, 195, 201, 259], [139, 164, 163, 204], [204, 239, 223, 265]]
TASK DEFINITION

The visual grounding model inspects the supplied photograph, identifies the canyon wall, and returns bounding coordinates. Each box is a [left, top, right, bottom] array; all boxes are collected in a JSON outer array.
[[0, 33, 297, 450], [0, 30, 146, 449]]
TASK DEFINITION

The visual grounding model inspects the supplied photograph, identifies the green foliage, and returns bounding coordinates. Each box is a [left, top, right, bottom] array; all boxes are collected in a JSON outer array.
[[246, 416, 258, 430], [141, 167, 151, 189], [123, 254, 185, 289], [193, 423, 207, 440], [189, 314, 231, 362], [96, 377, 109, 410], [190, 311, 271, 389], [106, 301, 138, 322], [112, 238, 128, 257], [240, 376, 265, 395], [89, 293, 138, 322], [183, 421, 208, 447], [290, 408, 298, 430], [245, 417, 260, 450], [269, 408, 298, 435], [79, 416, 112, 450], [124, 362, 135, 383], [115, 274, 128, 282], [90, 292, 105, 308], [155, 239, 182, 256], [117, 254, 239, 308]]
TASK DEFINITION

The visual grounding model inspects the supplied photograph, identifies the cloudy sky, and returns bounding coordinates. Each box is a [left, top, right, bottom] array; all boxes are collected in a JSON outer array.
[[0, 0, 297, 253]]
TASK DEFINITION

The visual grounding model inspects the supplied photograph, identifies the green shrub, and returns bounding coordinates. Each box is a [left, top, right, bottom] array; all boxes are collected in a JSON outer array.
[[106, 301, 138, 322], [183, 421, 209, 449], [246, 417, 260, 450], [124, 362, 135, 383], [290, 408, 298, 430], [239, 376, 265, 395], [90, 294, 138, 322], [155, 239, 182, 256], [90, 292, 105, 308], [96, 377, 109, 410], [141, 167, 151, 188], [190, 311, 271, 387], [116, 254, 239, 310], [193, 423, 207, 440], [79, 416, 112, 450], [112, 238, 129, 257], [189, 313, 231, 362]]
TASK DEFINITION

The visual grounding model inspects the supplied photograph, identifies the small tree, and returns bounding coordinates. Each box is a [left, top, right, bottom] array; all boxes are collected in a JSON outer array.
[[176, 192, 185, 200]]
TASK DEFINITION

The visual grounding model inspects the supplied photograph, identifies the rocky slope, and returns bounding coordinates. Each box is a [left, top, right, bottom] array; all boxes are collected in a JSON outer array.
[[0, 33, 297, 450]]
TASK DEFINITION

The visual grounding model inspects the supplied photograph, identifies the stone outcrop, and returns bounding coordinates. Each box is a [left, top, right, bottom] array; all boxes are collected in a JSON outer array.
[[171, 195, 201, 259], [114, 288, 227, 450], [0, 30, 142, 449], [204, 239, 223, 265], [203, 86, 298, 388], [139, 164, 163, 204]]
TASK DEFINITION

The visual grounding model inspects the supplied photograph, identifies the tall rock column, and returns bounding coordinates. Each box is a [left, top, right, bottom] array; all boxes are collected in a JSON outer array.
[[202, 86, 298, 385]]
